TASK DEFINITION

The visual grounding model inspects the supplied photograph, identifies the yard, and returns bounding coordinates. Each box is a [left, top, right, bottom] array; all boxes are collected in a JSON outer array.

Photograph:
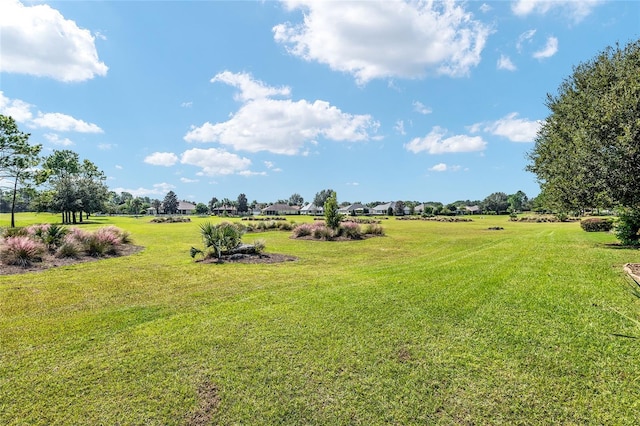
[[1, 213, 639, 424]]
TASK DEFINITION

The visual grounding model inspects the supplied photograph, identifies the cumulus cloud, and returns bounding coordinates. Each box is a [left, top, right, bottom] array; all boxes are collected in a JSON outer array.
[[185, 71, 378, 155], [413, 101, 432, 115], [0, 0, 108, 82], [144, 152, 179, 167], [180, 148, 252, 176], [512, 0, 602, 22], [430, 163, 448, 172], [497, 54, 517, 71], [111, 182, 175, 198], [405, 126, 487, 154], [212, 70, 291, 101], [274, 0, 490, 84], [43, 133, 73, 146], [98, 143, 116, 150], [180, 177, 199, 183], [394, 120, 406, 135], [533, 36, 558, 59], [1, 92, 103, 134], [31, 112, 103, 133], [0, 91, 33, 122], [479, 112, 543, 142]]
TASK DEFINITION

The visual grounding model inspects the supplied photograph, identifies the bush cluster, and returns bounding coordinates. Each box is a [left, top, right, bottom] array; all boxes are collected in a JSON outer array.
[[511, 215, 579, 223], [0, 224, 132, 266], [245, 220, 295, 232], [150, 216, 191, 223], [580, 217, 614, 232], [292, 221, 384, 240], [241, 217, 287, 221]]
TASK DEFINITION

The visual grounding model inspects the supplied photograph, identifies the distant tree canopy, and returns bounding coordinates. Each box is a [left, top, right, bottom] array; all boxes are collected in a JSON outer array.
[[0, 115, 42, 227], [163, 191, 179, 214], [314, 189, 334, 207], [39, 150, 108, 224], [237, 193, 248, 213], [527, 39, 640, 212]]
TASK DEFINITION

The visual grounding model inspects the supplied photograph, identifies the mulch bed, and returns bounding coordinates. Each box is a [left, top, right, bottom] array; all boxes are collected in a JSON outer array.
[[0, 245, 144, 276]]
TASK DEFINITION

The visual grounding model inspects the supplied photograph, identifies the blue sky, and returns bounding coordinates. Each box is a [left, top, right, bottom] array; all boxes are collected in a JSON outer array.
[[1, 0, 638, 205]]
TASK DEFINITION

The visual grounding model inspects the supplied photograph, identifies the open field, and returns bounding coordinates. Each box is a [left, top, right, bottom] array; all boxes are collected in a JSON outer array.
[[2, 213, 640, 424]]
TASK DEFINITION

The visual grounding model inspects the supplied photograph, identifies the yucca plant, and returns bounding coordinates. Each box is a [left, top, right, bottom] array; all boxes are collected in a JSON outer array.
[[199, 221, 244, 260]]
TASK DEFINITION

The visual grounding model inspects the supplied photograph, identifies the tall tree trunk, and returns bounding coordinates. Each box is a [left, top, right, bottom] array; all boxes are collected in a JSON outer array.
[[10, 174, 18, 228], [72, 211, 77, 224], [79, 211, 83, 222]]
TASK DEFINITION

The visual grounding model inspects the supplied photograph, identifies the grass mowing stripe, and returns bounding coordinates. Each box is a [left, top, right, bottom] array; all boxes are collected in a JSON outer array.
[[2, 213, 640, 424]]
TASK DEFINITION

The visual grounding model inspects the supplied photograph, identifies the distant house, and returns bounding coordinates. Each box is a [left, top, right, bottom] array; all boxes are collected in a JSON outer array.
[[414, 204, 426, 215], [211, 205, 237, 216], [338, 203, 367, 215], [262, 203, 300, 215], [300, 203, 323, 215], [371, 202, 409, 215], [372, 202, 394, 215], [465, 205, 481, 214], [177, 201, 196, 215]]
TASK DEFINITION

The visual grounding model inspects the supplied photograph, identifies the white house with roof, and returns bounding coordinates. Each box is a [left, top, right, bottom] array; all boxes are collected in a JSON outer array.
[[262, 203, 300, 215], [300, 203, 323, 215]]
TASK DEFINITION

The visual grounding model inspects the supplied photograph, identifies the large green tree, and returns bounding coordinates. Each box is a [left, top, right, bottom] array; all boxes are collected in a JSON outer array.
[[0, 115, 42, 227], [40, 150, 107, 224], [314, 188, 334, 207], [163, 191, 179, 214], [527, 40, 640, 213]]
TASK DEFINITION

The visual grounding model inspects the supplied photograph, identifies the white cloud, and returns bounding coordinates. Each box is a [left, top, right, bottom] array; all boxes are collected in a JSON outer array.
[[413, 101, 432, 115], [115, 165, 123, 170], [0, 91, 33, 122], [111, 182, 175, 198], [394, 120, 406, 135], [512, 0, 602, 22], [346, 182, 360, 186], [516, 29, 536, 53], [405, 126, 487, 154], [181, 101, 193, 108], [480, 112, 543, 142], [186, 72, 378, 155], [430, 163, 448, 172], [98, 143, 116, 150], [212, 70, 291, 102], [180, 177, 199, 183], [429, 163, 463, 172], [533, 36, 558, 59], [274, 0, 490, 84], [0, 92, 102, 134], [497, 54, 517, 71], [43, 133, 73, 146], [238, 170, 268, 177], [31, 112, 103, 133], [264, 161, 275, 169], [479, 3, 492, 13], [180, 148, 252, 176], [144, 152, 179, 167], [0, 0, 108, 82]]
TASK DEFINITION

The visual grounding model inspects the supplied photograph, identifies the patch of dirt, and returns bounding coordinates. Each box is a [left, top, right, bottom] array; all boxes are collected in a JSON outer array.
[[186, 380, 220, 426], [196, 252, 298, 264], [0, 244, 144, 276]]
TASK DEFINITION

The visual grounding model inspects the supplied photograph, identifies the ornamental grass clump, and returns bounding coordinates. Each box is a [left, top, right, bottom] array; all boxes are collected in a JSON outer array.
[[363, 223, 385, 236], [0, 236, 46, 267], [339, 221, 362, 239]]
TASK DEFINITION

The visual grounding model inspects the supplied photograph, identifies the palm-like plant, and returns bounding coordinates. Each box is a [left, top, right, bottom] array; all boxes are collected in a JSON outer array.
[[199, 221, 244, 260]]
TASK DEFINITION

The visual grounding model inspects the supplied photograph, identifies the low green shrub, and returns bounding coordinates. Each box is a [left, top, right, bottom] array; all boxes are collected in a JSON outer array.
[[580, 217, 613, 232]]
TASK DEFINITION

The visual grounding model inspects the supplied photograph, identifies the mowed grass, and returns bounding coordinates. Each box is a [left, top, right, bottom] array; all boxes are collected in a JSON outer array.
[[1, 213, 640, 424]]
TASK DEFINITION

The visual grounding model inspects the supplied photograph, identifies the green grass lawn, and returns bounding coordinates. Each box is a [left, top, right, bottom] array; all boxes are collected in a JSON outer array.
[[1, 213, 640, 424]]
